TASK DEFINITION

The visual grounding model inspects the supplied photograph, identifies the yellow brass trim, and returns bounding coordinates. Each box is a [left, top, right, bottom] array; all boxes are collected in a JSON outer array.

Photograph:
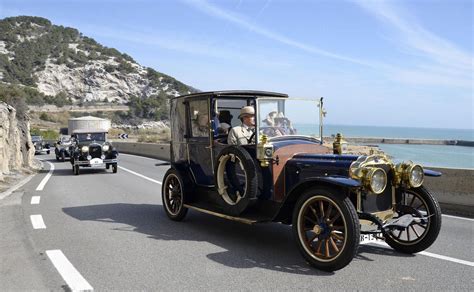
[[372, 209, 395, 223], [394, 161, 424, 188], [356, 191, 362, 212], [313, 225, 322, 235], [183, 204, 258, 225], [332, 133, 347, 155]]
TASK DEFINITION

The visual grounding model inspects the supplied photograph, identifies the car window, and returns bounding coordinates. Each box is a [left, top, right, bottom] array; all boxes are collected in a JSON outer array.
[[189, 99, 209, 138], [215, 99, 249, 128]]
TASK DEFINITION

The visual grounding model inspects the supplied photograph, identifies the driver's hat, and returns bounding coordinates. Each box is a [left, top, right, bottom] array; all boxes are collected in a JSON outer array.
[[238, 106, 255, 118]]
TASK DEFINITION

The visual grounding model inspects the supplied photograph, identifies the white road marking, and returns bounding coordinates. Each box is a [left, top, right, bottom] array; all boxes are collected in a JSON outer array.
[[120, 153, 161, 161], [46, 250, 93, 292], [31, 196, 41, 205], [30, 214, 46, 229], [36, 161, 55, 191], [363, 241, 474, 267], [118, 166, 162, 185], [418, 251, 474, 267], [442, 214, 474, 222], [0, 174, 34, 200]]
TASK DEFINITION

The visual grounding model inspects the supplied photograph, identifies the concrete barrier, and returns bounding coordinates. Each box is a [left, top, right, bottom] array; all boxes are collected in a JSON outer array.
[[113, 142, 170, 161], [424, 167, 474, 217], [113, 142, 473, 217]]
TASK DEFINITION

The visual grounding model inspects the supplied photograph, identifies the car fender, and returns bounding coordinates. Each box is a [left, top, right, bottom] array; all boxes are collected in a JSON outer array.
[[273, 176, 361, 223]]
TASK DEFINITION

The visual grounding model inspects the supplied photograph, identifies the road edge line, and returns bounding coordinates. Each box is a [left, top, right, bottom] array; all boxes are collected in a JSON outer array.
[[0, 174, 35, 201], [118, 165, 162, 185], [36, 161, 55, 191]]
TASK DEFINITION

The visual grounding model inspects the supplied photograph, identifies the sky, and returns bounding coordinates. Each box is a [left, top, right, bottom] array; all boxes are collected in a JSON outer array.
[[0, 0, 472, 129]]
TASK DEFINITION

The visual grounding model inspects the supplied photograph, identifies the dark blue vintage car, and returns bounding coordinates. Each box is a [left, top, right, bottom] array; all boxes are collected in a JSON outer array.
[[161, 90, 442, 271]]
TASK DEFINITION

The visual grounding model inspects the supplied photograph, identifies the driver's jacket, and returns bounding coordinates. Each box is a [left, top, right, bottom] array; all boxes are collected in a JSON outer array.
[[227, 124, 255, 145]]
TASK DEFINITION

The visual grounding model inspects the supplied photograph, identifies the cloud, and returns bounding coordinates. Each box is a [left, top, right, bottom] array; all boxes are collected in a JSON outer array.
[[354, 1, 473, 87], [181, 0, 381, 68], [82, 25, 293, 69]]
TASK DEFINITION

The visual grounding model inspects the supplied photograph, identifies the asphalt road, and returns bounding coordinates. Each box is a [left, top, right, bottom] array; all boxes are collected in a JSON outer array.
[[1, 153, 473, 290]]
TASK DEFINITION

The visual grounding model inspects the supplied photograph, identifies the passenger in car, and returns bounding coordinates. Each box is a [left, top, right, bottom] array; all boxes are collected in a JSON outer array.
[[192, 113, 209, 137]]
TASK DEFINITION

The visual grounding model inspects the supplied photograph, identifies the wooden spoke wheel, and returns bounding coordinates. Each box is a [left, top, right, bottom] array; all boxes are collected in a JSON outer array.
[[293, 187, 360, 272], [385, 186, 441, 253], [162, 169, 188, 221]]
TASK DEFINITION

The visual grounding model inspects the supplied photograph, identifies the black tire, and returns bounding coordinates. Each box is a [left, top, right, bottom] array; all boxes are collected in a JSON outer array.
[[214, 146, 258, 216], [106, 164, 110, 170], [384, 186, 441, 254], [162, 168, 188, 221], [293, 186, 360, 272], [73, 165, 80, 175], [112, 164, 118, 173]]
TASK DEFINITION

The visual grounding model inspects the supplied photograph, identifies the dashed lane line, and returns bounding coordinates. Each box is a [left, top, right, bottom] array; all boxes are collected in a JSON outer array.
[[31, 196, 41, 205], [46, 250, 93, 292], [30, 214, 46, 229], [118, 165, 162, 185], [36, 161, 55, 191], [361, 240, 474, 267]]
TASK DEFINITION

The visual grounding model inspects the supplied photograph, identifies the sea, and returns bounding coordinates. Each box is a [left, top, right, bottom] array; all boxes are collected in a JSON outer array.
[[293, 124, 474, 169]]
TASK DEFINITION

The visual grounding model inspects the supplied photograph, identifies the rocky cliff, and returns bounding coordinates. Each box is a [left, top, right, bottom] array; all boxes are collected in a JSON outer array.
[[0, 16, 197, 105], [0, 102, 34, 181]]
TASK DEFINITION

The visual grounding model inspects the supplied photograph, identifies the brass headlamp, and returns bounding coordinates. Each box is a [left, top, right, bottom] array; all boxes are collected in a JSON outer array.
[[394, 161, 424, 188]]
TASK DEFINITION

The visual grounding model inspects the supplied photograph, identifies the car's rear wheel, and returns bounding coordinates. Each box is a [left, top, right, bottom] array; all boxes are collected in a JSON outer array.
[[293, 187, 360, 271], [162, 169, 188, 221], [384, 186, 441, 253]]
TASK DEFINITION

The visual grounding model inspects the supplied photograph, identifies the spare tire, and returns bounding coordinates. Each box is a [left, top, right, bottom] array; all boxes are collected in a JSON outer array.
[[215, 146, 258, 216]]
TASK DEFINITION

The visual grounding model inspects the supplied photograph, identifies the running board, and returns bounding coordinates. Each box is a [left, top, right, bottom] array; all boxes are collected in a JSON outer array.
[[183, 204, 259, 225]]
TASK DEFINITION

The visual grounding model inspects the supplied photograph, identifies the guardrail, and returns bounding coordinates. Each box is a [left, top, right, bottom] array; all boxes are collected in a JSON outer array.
[[113, 142, 473, 217]]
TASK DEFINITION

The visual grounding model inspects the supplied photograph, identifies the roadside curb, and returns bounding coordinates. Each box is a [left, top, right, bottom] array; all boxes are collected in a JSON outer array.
[[0, 174, 35, 201]]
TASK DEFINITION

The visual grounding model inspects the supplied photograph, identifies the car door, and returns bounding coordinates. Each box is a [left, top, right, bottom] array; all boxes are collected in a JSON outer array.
[[186, 97, 215, 186]]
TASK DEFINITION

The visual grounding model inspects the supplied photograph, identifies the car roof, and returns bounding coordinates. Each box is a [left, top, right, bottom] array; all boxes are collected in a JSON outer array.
[[72, 129, 108, 134], [172, 90, 288, 100]]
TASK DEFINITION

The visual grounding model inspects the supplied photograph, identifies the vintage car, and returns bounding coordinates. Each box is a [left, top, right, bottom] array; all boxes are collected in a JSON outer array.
[[161, 90, 442, 271], [55, 135, 72, 161], [31, 135, 50, 155], [70, 129, 119, 175]]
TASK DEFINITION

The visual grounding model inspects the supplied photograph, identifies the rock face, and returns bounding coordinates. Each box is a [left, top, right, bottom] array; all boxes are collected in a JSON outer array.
[[0, 16, 197, 104], [0, 102, 34, 181]]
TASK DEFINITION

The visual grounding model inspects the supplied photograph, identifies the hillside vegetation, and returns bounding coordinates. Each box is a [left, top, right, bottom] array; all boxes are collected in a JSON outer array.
[[0, 16, 198, 124]]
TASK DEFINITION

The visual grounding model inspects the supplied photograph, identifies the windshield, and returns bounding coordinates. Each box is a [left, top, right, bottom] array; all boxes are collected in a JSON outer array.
[[257, 98, 321, 140], [31, 136, 42, 142], [76, 133, 106, 142], [60, 136, 71, 143]]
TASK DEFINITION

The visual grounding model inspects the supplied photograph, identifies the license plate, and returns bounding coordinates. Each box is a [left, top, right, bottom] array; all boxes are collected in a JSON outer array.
[[360, 233, 384, 244], [90, 158, 103, 167]]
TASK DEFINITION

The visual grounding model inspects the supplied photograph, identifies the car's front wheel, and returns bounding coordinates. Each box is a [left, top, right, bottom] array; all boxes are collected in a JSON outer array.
[[162, 169, 188, 221], [384, 186, 441, 253], [293, 187, 360, 272]]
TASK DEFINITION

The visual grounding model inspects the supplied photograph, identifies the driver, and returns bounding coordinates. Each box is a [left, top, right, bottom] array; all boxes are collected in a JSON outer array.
[[227, 106, 255, 145]]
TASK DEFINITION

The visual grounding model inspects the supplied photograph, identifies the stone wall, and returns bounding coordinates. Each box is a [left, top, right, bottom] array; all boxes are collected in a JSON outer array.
[[0, 102, 34, 181]]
